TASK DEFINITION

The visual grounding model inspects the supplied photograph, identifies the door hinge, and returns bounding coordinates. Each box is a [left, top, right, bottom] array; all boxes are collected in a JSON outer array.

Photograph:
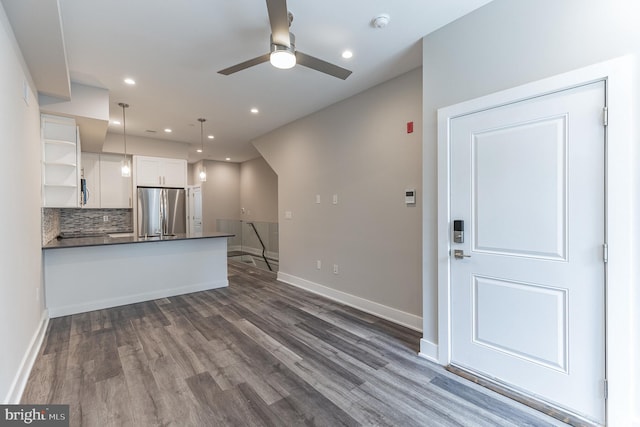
[[603, 107, 608, 126], [603, 243, 608, 263], [603, 379, 608, 399]]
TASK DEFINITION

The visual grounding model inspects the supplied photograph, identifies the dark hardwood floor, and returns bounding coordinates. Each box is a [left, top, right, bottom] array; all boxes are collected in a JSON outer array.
[[22, 261, 566, 426]]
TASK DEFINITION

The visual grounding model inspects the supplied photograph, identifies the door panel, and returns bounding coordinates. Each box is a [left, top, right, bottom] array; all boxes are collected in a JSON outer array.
[[473, 116, 567, 259], [473, 276, 568, 372], [450, 81, 605, 423]]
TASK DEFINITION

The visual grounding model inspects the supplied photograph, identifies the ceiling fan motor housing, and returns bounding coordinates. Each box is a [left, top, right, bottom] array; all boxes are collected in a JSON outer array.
[[270, 32, 295, 51]]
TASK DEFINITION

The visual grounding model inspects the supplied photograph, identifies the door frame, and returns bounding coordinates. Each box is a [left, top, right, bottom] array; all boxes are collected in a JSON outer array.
[[436, 55, 637, 426]]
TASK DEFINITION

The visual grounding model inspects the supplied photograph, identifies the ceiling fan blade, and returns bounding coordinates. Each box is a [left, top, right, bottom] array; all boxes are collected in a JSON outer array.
[[218, 53, 271, 75], [265, 0, 291, 46], [295, 52, 352, 80]]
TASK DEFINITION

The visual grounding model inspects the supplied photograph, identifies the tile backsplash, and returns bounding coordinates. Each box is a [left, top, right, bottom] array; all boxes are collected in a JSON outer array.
[[42, 208, 60, 245], [41, 208, 133, 244], [60, 208, 133, 234]]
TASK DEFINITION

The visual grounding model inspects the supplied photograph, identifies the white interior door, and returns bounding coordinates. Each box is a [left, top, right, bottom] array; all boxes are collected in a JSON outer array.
[[449, 81, 605, 423], [188, 186, 202, 233]]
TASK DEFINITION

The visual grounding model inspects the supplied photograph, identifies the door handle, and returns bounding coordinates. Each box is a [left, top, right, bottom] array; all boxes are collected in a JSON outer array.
[[453, 249, 471, 259]]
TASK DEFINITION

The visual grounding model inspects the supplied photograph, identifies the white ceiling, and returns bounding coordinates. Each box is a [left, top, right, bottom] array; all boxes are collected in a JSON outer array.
[[8, 0, 494, 163]]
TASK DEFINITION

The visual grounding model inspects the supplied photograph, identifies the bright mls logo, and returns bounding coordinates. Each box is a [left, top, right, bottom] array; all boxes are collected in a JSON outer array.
[[0, 405, 69, 427]]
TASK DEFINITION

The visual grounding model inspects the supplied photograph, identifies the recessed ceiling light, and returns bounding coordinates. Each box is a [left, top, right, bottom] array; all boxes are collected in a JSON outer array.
[[111, 120, 121, 125], [197, 148, 203, 153], [164, 128, 172, 133], [225, 157, 231, 161], [341, 50, 353, 59], [124, 78, 136, 85], [250, 108, 259, 114], [208, 135, 214, 139]]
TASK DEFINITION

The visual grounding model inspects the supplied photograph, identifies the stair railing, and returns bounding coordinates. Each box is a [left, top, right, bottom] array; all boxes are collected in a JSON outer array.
[[246, 222, 272, 271]]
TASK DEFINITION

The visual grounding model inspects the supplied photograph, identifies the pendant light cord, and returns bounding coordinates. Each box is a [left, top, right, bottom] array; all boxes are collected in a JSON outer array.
[[198, 118, 206, 153], [119, 102, 129, 159]]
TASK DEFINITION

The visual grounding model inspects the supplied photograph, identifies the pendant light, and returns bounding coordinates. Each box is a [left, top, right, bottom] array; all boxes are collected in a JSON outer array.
[[197, 118, 207, 182], [118, 102, 131, 177]]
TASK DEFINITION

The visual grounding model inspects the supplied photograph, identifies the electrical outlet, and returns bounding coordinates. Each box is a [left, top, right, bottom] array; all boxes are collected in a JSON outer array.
[[333, 264, 339, 274], [103, 215, 109, 222], [285, 211, 293, 219], [316, 260, 322, 269]]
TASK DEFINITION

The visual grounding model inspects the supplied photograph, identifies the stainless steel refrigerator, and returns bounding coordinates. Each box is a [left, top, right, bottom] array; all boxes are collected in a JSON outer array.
[[137, 187, 186, 237]]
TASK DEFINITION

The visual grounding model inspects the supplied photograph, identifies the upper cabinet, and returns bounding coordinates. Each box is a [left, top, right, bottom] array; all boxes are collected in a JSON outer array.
[[134, 155, 187, 188], [100, 154, 132, 208], [80, 153, 133, 209], [80, 152, 100, 208], [42, 114, 81, 207]]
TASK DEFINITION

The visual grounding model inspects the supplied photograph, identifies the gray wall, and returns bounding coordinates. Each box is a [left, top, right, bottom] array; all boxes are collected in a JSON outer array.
[[188, 157, 279, 244], [253, 68, 423, 318], [199, 160, 241, 232], [240, 157, 278, 223], [0, 3, 45, 402]]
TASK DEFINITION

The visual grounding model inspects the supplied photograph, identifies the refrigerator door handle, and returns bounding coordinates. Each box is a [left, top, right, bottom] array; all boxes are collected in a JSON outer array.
[[160, 189, 165, 235]]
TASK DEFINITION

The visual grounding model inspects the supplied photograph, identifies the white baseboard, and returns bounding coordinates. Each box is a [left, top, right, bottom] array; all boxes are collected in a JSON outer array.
[[4, 310, 49, 404], [48, 280, 228, 318], [418, 338, 439, 363], [277, 272, 422, 331], [228, 246, 279, 261]]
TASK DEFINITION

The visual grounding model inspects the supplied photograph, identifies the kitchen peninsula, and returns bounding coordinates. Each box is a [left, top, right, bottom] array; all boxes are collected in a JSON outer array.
[[42, 232, 233, 317]]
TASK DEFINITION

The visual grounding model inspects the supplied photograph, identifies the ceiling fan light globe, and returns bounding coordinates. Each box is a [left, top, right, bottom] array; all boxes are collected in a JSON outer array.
[[270, 49, 296, 69]]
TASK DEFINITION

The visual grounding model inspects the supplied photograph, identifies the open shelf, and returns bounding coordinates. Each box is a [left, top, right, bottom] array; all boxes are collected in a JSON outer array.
[[42, 114, 80, 207]]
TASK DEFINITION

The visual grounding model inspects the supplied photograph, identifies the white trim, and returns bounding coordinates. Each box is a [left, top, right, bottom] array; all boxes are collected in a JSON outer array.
[[48, 280, 228, 318], [229, 245, 279, 262], [435, 55, 637, 426], [4, 310, 49, 404], [228, 244, 242, 253], [277, 272, 423, 332], [418, 338, 439, 363]]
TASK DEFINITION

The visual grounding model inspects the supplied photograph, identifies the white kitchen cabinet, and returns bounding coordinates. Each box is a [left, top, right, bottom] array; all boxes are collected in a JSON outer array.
[[162, 158, 188, 188], [80, 152, 100, 208], [135, 156, 163, 186], [100, 154, 133, 208], [42, 115, 81, 207], [79, 153, 132, 209], [134, 155, 187, 188]]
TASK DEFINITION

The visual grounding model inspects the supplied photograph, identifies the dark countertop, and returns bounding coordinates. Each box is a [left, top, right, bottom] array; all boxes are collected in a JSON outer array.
[[43, 231, 234, 250]]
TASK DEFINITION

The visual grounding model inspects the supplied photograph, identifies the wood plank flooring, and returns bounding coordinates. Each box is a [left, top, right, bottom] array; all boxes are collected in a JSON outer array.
[[22, 261, 568, 426]]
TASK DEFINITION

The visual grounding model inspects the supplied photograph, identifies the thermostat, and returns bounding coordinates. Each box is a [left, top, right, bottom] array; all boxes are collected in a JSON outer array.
[[405, 189, 416, 205]]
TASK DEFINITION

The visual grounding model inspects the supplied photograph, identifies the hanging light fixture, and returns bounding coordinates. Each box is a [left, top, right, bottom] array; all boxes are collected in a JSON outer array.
[[197, 118, 207, 182], [118, 102, 131, 177]]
